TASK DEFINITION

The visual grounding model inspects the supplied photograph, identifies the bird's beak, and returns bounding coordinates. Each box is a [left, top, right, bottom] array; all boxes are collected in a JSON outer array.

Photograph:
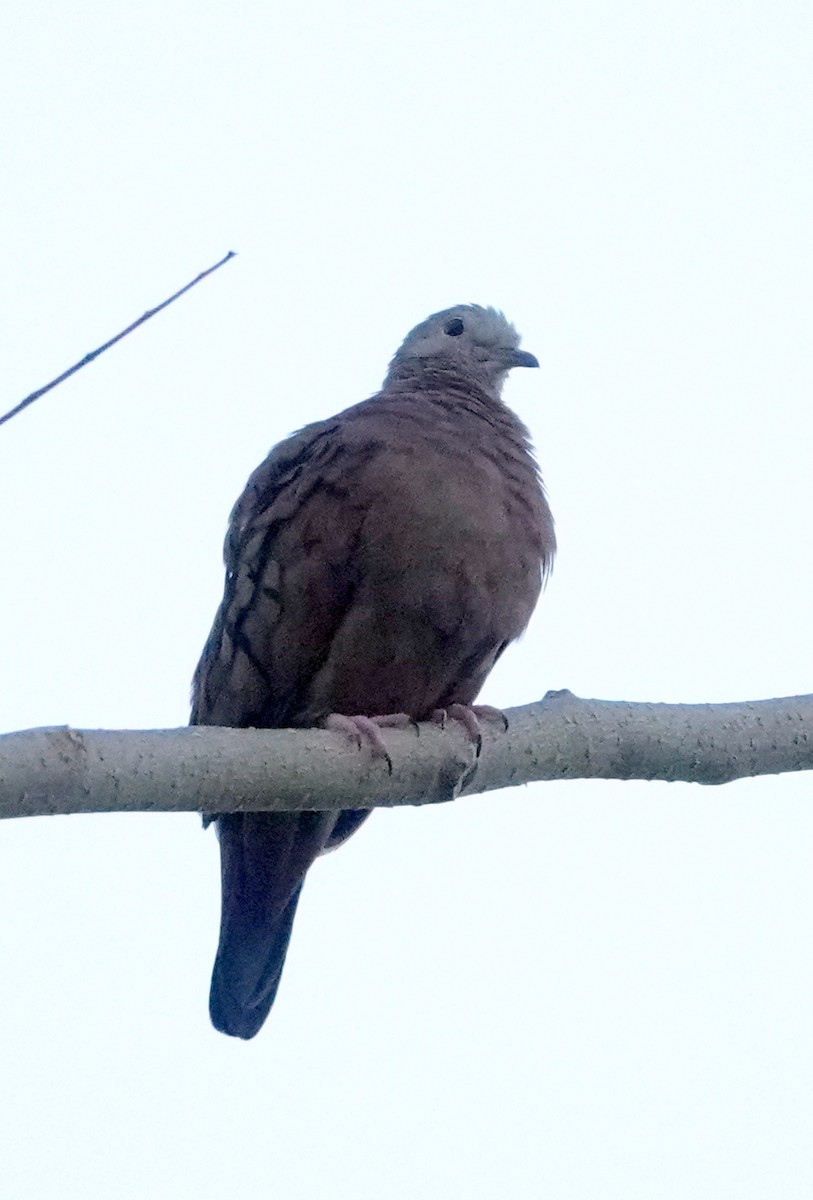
[[507, 348, 539, 369]]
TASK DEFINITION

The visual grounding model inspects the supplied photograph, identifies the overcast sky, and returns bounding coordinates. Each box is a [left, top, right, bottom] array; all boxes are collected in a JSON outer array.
[[1, 1, 812, 1196]]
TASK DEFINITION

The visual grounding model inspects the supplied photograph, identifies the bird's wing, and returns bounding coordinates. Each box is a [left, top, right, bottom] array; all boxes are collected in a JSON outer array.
[[191, 414, 374, 1039], [191, 414, 361, 730]]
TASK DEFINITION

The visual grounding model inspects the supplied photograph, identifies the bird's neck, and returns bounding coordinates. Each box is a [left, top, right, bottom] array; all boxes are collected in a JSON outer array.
[[380, 362, 534, 458], [384, 360, 504, 405]]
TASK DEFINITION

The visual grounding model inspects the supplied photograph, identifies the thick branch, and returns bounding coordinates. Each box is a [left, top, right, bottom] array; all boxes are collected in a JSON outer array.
[[0, 692, 811, 820]]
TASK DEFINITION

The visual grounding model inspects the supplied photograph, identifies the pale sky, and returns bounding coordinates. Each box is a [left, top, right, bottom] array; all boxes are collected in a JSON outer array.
[[1, 1, 812, 1196]]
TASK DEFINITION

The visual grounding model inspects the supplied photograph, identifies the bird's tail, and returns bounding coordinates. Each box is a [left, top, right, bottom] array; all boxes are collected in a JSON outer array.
[[209, 811, 333, 1039]]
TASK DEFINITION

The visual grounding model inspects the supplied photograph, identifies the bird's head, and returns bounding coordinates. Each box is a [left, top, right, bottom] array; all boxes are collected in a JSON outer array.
[[385, 305, 539, 395]]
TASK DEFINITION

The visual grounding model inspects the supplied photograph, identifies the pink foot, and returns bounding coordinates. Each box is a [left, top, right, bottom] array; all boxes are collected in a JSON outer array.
[[430, 704, 509, 757], [325, 712, 415, 774]]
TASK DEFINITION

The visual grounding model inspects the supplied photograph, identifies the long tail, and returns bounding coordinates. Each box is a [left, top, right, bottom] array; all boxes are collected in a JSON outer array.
[[209, 811, 335, 1039]]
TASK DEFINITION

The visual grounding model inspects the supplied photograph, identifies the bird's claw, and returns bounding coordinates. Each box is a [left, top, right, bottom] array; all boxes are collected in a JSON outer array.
[[324, 712, 413, 775], [430, 703, 508, 758]]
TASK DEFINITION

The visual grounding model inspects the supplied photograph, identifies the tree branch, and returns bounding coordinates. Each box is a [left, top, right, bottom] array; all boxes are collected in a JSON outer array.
[[1, 691, 811, 820], [0, 251, 236, 429]]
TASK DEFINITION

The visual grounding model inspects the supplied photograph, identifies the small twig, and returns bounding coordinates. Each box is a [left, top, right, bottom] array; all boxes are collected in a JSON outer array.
[[0, 250, 236, 430]]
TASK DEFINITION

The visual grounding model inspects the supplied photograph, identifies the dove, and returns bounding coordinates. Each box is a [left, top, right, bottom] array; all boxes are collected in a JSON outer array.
[[191, 304, 555, 1038]]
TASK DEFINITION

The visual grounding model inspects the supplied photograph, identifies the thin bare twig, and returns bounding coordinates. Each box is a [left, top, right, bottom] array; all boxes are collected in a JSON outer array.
[[0, 250, 236, 429]]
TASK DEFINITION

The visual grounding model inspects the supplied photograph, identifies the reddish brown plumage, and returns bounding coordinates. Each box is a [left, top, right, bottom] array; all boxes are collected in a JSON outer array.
[[191, 306, 555, 1038]]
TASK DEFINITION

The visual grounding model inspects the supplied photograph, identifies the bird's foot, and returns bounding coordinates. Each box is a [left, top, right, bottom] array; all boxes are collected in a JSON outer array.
[[324, 712, 415, 775], [430, 704, 508, 758]]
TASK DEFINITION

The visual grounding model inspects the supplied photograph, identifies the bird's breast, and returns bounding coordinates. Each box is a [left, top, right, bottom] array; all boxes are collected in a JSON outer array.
[[353, 419, 549, 641]]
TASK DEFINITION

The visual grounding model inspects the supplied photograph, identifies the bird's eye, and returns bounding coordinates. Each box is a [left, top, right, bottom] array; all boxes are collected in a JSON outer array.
[[444, 318, 465, 336]]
